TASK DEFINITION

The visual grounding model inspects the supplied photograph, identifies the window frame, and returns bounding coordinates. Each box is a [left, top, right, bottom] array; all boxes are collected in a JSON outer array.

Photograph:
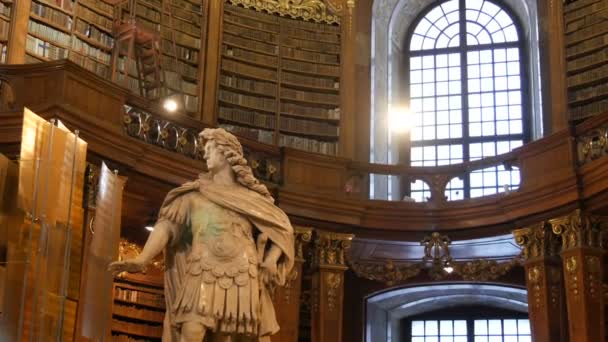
[[403, 306, 530, 342], [403, 0, 532, 200]]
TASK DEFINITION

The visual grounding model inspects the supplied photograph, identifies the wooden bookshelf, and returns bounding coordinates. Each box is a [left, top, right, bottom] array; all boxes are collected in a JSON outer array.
[[22, 0, 205, 116], [565, 0, 608, 120], [111, 275, 165, 341], [218, 3, 341, 155]]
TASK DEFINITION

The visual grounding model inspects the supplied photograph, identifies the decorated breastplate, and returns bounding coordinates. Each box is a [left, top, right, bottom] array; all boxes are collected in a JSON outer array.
[[187, 200, 258, 288]]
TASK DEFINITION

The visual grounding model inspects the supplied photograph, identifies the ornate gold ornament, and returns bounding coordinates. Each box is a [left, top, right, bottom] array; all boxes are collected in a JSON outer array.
[[565, 256, 579, 297], [350, 232, 521, 285], [226, 0, 341, 24], [527, 266, 543, 309], [350, 260, 422, 286], [585, 255, 601, 301], [295, 226, 313, 260], [550, 209, 605, 250], [315, 231, 353, 268], [513, 222, 561, 260], [118, 239, 164, 272], [325, 272, 341, 311]]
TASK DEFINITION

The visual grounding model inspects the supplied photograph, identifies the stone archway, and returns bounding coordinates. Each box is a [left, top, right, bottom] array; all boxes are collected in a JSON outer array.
[[365, 283, 528, 342]]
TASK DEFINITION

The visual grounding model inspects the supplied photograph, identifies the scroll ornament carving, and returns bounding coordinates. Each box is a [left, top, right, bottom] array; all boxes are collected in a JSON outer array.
[[295, 227, 313, 260], [550, 209, 605, 250], [315, 232, 353, 267], [578, 125, 608, 164], [350, 232, 521, 286], [226, 0, 341, 24], [350, 260, 422, 286], [513, 222, 561, 260]]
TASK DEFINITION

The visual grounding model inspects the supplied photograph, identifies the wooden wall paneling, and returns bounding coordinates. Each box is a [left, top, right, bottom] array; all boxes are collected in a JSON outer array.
[[200, 0, 222, 126], [513, 222, 567, 342], [5, 0, 30, 63], [271, 226, 313, 342], [310, 231, 353, 342], [537, 0, 568, 132], [550, 210, 606, 342], [338, 1, 356, 159]]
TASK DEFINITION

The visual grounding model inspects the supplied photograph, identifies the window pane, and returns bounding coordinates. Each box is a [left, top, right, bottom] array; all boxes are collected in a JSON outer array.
[[475, 320, 488, 335], [412, 321, 425, 336], [518, 320, 530, 334], [488, 320, 502, 335], [453, 320, 467, 335], [412, 337, 425, 342], [440, 320, 453, 335]]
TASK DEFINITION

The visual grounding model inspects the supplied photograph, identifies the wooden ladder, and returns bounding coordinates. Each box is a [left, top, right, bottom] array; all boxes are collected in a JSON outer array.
[[108, 0, 168, 101]]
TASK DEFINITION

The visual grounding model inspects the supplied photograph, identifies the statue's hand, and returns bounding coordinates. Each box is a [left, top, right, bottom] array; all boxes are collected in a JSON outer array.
[[108, 258, 147, 276], [259, 259, 278, 285]]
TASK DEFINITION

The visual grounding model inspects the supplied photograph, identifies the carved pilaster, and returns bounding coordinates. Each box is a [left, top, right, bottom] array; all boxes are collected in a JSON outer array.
[[271, 227, 313, 342], [550, 210, 606, 342], [513, 222, 566, 342], [311, 231, 353, 342]]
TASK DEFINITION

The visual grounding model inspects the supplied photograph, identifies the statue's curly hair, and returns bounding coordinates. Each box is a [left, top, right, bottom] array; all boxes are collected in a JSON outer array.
[[199, 128, 273, 202]]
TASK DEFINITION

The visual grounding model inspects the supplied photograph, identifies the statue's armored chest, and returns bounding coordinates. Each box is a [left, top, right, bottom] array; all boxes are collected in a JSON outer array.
[[188, 193, 256, 262]]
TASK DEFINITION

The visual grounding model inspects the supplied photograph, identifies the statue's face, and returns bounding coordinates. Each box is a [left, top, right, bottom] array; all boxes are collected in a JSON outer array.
[[204, 141, 229, 173]]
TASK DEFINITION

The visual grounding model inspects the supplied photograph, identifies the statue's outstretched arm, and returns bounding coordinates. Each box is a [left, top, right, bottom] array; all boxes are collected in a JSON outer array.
[[108, 219, 176, 275]]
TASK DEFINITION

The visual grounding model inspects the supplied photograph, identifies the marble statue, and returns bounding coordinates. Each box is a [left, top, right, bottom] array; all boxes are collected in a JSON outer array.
[[109, 128, 295, 342]]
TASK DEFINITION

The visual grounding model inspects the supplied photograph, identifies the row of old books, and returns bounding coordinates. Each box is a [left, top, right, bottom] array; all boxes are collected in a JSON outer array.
[[223, 46, 278, 68], [219, 89, 277, 112], [72, 36, 110, 64], [31, 1, 73, 30], [76, 4, 112, 32], [114, 286, 165, 308], [219, 124, 275, 145], [218, 106, 276, 130], [26, 35, 69, 60], [564, 0, 608, 119], [28, 19, 70, 47], [279, 134, 338, 155], [280, 116, 339, 137], [220, 74, 278, 95], [74, 19, 114, 48], [282, 70, 339, 89], [281, 102, 341, 120], [79, 0, 112, 15], [281, 87, 340, 105], [68, 52, 110, 77]]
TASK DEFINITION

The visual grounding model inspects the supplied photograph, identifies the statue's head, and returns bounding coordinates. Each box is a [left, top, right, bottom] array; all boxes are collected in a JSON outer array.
[[199, 128, 273, 201]]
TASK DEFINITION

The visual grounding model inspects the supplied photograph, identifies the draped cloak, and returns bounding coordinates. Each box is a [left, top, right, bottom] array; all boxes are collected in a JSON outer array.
[[157, 176, 295, 341]]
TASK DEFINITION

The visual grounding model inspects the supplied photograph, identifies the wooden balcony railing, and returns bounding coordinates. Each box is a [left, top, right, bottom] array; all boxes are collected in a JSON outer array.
[[1, 60, 608, 236]]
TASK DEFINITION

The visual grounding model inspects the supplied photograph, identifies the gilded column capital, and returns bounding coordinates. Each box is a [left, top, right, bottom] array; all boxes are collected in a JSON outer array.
[[513, 222, 561, 261], [549, 209, 606, 250], [314, 231, 354, 269], [294, 226, 313, 261]]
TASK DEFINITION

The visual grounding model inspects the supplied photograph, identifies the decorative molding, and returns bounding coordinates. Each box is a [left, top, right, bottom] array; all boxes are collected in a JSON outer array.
[[550, 209, 606, 250], [350, 260, 422, 286], [528, 265, 543, 309], [225, 0, 341, 24], [585, 255, 601, 301], [325, 272, 341, 312], [565, 255, 579, 297], [452, 257, 522, 282], [294, 226, 313, 261], [577, 125, 608, 164], [350, 232, 522, 286], [314, 231, 353, 268], [513, 222, 561, 260]]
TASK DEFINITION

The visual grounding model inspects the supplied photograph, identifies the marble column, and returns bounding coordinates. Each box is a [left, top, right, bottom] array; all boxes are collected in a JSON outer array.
[[310, 231, 353, 342], [550, 210, 606, 342], [271, 227, 313, 342], [513, 222, 566, 342]]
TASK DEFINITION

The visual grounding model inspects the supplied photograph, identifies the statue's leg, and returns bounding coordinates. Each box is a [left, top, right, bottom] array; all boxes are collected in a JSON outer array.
[[180, 322, 206, 342]]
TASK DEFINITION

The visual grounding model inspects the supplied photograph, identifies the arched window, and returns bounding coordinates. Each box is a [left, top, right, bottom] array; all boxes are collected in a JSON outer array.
[[407, 0, 529, 201]]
